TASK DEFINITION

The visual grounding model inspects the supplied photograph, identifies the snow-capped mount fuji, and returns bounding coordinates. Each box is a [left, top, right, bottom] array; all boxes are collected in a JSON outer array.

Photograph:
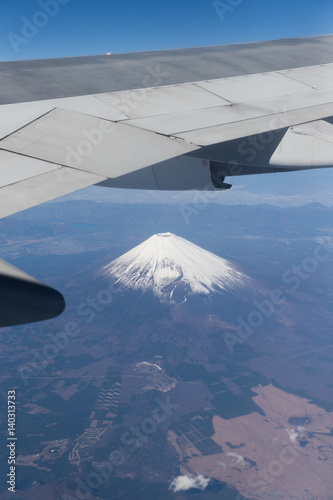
[[103, 233, 249, 302]]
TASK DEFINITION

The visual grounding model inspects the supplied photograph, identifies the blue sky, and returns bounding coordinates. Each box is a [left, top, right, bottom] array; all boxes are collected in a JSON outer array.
[[1, 0, 333, 61]]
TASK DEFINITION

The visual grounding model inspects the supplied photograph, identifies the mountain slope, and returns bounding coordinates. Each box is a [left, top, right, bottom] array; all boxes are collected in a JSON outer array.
[[103, 233, 249, 301]]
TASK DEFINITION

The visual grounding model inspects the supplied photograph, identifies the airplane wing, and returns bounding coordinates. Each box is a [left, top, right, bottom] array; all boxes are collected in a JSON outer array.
[[1, 35, 333, 326], [0, 258, 65, 327]]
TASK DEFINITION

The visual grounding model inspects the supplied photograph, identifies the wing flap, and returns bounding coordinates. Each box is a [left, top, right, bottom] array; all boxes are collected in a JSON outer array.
[[0, 95, 128, 140], [0, 107, 199, 178], [125, 88, 333, 139], [195, 71, 312, 102], [96, 83, 229, 118], [175, 102, 333, 146], [279, 63, 333, 90], [0, 160, 104, 218], [0, 150, 59, 187]]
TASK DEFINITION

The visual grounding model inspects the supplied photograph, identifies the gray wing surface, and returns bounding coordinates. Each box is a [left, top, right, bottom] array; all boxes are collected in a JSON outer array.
[[0, 46, 333, 217], [1, 35, 333, 326]]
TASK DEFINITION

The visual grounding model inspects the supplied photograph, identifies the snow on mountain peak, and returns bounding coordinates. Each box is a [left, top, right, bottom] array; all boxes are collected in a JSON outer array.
[[103, 233, 248, 299]]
